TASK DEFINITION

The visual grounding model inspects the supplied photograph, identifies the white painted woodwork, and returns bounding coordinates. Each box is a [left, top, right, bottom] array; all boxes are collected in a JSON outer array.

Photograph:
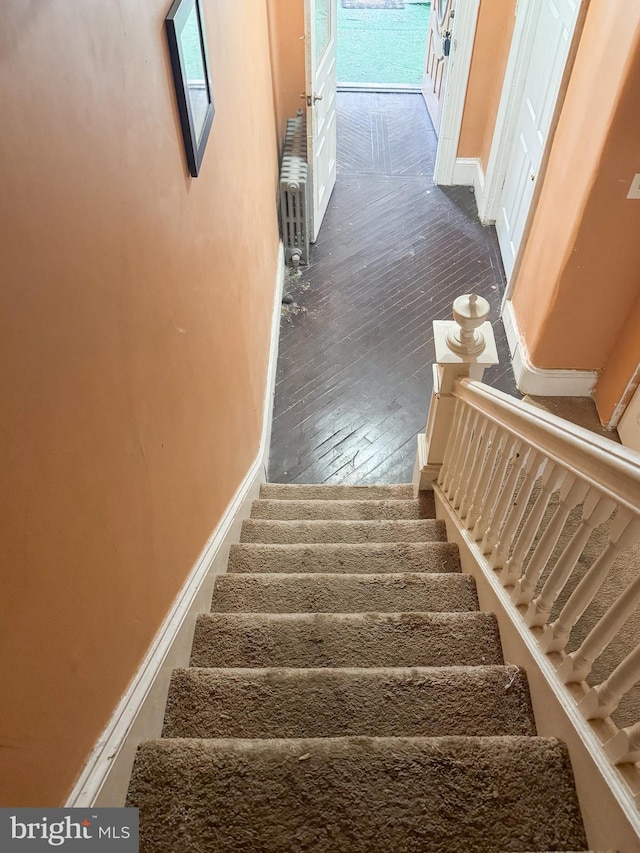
[[490, 448, 542, 570], [414, 295, 498, 493], [494, 0, 582, 280], [424, 338, 640, 832], [541, 511, 640, 654], [525, 490, 616, 628], [435, 486, 640, 851], [580, 646, 640, 721], [422, 0, 455, 134], [619, 382, 640, 453], [501, 298, 597, 396], [501, 459, 562, 585], [432, 1, 481, 186], [605, 721, 640, 765], [480, 437, 524, 554], [465, 423, 500, 529], [305, 0, 337, 241], [558, 573, 640, 685]]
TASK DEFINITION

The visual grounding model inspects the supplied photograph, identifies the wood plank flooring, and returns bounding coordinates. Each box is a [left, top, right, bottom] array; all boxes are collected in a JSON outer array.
[[269, 93, 518, 485]]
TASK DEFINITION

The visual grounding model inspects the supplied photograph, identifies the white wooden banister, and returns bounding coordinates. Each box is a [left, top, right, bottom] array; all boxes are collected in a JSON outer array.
[[525, 490, 616, 628], [453, 378, 640, 514], [541, 511, 640, 654], [414, 295, 640, 846], [558, 573, 640, 685]]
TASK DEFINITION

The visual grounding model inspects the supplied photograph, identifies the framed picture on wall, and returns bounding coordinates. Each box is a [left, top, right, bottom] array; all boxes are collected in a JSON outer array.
[[165, 0, 215, 177]]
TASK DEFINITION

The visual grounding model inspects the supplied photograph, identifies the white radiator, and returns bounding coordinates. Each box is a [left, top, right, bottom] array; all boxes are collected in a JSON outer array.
[[279, 116, 309, 268]]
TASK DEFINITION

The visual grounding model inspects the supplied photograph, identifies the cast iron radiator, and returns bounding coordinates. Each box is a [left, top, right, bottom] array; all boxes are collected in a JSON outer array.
[[279, 115, 309, 268]]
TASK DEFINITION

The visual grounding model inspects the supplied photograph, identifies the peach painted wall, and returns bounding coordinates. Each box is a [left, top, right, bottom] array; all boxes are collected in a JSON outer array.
[[458, 0, 517, 168], [595, 290, 640, 425], [0, 0, 280, 806], [267, 0, 306, 146], [510, 2, 640, 412]]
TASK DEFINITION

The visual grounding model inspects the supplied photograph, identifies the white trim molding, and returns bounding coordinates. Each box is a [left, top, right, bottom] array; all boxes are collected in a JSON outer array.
[[66, 244, 286, 808], [502, 299, 597, 397], [433, 0, 481, 186], [451, 157, 486, 209]]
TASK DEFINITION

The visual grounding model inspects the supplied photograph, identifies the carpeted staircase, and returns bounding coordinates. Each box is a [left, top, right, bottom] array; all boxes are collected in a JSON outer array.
[[127, 484, 590, 852]]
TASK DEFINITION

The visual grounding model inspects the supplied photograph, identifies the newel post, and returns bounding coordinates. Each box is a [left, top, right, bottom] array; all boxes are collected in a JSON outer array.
[[413, 294, 499, 494]]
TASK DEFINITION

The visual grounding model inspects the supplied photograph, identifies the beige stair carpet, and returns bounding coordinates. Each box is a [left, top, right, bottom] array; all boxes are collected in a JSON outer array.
[[127, 484, 588, 852]]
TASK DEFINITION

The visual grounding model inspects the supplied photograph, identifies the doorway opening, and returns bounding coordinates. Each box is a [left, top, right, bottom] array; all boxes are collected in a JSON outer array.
[[336, 0, 431, 90]]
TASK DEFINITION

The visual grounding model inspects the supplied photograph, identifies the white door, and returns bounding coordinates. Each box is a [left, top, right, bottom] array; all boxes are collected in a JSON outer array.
[[305, 0, 337, 242], [422, 0, 456, 135], [496, 0, 581, 280], [619, 383, 640, 453]]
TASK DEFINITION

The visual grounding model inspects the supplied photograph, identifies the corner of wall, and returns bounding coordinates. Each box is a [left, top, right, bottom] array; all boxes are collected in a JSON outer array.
[[502, 299, 597, 396], [451, 157, 486, 216]]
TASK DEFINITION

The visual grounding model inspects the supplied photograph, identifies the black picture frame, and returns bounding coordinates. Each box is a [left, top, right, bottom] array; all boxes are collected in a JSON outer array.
[[165, 0, 215, 177]]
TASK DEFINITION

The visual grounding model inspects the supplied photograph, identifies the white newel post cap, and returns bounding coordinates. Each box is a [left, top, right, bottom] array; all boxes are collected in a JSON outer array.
[[433, 293, 498, 371], [447, 294, 490, 355]]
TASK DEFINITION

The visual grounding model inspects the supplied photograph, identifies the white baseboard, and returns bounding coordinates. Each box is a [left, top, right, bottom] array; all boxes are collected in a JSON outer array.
[[502, 299, 597, 397], [66, 243, 286, 808], [451, 157, 486, 213]]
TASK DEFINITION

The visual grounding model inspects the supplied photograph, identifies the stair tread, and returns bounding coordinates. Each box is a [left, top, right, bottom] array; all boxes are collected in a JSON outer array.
[[191, 611, 503, 668], [240, 518, 447, 544], [259, 483, 415, 501], [250, 498, 435, 521], [211, 572, 478, 613], [163, 664, 536, 739], [128, 736, 588, 852], [228, 541, 461, 574]]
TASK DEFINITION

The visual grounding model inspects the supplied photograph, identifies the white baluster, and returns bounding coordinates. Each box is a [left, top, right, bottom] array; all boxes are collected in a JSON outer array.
[[540, 510, 640, 653], [475, 435, 520, 548], [525, 490, 616, 628], [452, 411, 481, 510], [558, 573, 640, 684], [491, 449, 543, 573], [511, 476, 589, 607], [604, 721, 640, 765], [579, 644, 640, 720], [459, 417, 490, 521], [471, 430, 513, 542], [465, 423, 500, 530], [438, 398, 462, 489], [504, 462, 564, 589], [446, 407, 473, 501], [481, 439, 526, 556]]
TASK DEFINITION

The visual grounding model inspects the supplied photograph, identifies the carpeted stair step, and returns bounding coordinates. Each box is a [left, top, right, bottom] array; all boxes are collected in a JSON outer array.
[[250, 498, 432, 521], [162, 665, 536, 739], [210, 572, 479, 613], [240, 518, 447, 544], [259, 483, 416, 501], [190, 611, 503, 668], [228, 541, 461, 574], [127, 735, 588, 852]]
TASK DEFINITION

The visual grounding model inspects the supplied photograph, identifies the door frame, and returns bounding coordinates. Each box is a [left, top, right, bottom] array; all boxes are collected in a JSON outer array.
[[432, 0, 481, 184], [476, 0, 585, 303]]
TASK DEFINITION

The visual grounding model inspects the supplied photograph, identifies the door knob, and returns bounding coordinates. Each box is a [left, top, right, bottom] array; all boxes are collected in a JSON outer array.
[[300, 93, 323, 107]]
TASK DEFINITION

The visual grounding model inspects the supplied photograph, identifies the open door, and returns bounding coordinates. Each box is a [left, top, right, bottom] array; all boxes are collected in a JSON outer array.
[[304, 0, 337, 242], [422, 0, 455, 134]]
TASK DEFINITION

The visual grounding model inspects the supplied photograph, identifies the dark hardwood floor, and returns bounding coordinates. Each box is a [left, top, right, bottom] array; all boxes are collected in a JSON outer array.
[[268, 92, 518, 485]]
